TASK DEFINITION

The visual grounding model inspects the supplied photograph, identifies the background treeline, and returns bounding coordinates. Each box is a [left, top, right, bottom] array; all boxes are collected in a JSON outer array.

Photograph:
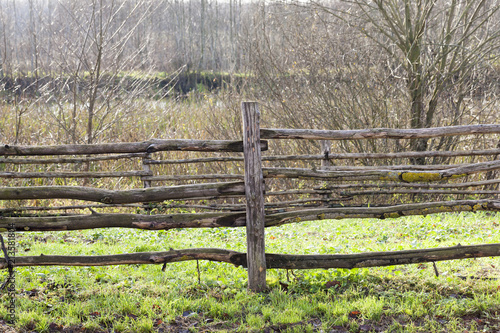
[[0, 0, 499, 154], [0, 0, 249, 75]]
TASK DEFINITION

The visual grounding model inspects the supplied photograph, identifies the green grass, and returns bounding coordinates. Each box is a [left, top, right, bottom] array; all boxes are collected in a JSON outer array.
[[1, 211, 500, 332]]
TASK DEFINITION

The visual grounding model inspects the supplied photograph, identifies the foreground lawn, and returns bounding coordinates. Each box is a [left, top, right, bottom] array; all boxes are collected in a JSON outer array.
[[1, 211, 500, 332]]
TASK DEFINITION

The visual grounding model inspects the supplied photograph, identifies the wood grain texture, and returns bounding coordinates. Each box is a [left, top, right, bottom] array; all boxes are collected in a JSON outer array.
[[0, 182, 245, 204], [261, 124, 500, 140], [0, 212, 247, 231], [242, 101, 267, 292], [0, 139, 268, 156]]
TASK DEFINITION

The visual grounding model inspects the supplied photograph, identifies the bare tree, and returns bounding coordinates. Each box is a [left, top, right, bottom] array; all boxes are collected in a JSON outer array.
[[312, 0, 500, 161], [36, 0, 165, 144], [247, 0, 500, 163]]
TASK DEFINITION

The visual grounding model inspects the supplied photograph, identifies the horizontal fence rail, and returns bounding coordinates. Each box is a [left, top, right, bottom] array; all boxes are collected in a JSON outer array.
[[261, 124, 500, 140], [0, 171, 152, 179], [0, 139, 268, 155], [0, 153, 146, 164], [3, 200, 500, 231], [3, 244, 500, 271], [0, 182, 245, 203], [262, 160, 500, 182], [3, 149, 499, 164], [318, 179, 500, 189]]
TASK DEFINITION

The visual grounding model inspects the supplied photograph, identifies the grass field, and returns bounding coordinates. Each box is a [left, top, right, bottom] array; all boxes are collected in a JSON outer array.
[[1, 211, 499, 332]]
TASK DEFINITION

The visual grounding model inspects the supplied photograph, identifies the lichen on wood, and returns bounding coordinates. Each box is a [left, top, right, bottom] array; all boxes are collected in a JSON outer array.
[[400, 172, 442, 182]]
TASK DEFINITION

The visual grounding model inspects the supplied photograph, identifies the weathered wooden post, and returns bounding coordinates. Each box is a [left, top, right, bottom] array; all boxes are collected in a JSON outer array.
[[241, 101, 267, 292], [320, 140, 331, 170], [320, 140, 332, 204], [141, 153, 153, 189], [141, 152, 153, 213]]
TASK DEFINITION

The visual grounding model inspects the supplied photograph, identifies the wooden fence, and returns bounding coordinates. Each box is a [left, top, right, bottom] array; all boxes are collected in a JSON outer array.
[[2, 102, 500, 291]]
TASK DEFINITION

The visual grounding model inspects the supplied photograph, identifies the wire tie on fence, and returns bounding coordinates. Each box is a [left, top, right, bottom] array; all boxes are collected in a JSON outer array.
[[0, 234, 14, 291], [432, 261, 439, 277]]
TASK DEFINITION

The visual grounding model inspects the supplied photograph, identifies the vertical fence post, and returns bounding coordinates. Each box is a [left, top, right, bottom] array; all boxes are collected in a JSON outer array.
[[241, 101, 267, 292], [141, 153, 153, 213], [142, 153, 152, 189], [320, 140, 332, 205], [320, 140, 331, 170]]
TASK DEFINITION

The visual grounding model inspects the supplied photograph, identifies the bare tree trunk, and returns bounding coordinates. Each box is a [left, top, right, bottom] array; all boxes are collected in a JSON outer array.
[[28, 0, 39, 94], [199, 0, 206, 69]]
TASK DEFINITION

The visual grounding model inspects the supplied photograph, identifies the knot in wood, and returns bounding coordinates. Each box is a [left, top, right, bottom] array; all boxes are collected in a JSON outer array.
[[101, 197, 113, 204], [146, 144, 156, 154]]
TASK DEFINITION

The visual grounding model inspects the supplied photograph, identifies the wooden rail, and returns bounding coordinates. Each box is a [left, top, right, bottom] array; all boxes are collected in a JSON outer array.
[[0, 182, 245, 203], [3, 199, 499, 232], [262, 160, 500, 182], [0, 139, 268, 155], [261, 124, 500, 140], [3, 244, 500, 271]]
